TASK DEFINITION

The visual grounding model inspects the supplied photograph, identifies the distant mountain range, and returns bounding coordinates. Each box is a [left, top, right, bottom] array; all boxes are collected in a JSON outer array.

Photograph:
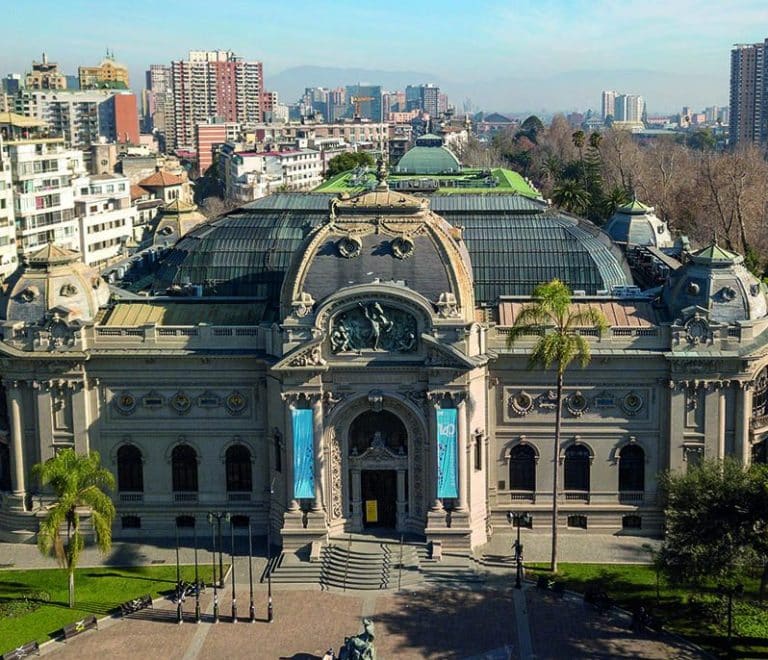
[[266, 65, 728, 116]]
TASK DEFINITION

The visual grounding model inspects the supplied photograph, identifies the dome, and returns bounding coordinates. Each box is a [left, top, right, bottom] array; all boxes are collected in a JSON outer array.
[[280, 188, 475, 320], [394, 146, 461, 174], [604, 199, 673, 249], [662, 243, 768, 323], [153, 192, 632, 308], [1, 244, 110, 325]]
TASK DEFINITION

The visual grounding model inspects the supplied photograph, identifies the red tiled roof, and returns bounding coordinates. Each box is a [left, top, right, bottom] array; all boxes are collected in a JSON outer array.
[[498, 300, 656, 328], [130, 184, 148, 200], [138, 171, 183, 187]]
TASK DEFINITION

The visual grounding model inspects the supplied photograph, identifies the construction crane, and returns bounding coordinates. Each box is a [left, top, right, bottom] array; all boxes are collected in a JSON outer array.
[[350, 96, 373, 120]]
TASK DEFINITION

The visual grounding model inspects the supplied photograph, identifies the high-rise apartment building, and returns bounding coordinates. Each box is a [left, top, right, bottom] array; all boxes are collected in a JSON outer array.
[[613, 94, 645, 123], [601, 90, 616, 120], [25, 54, 66, 90], [345, 84, 382, 122], [729, 40, 767, 146], [0, 133, 17, 280], [78, 53, 130, 90], [170, 50, 263, 151], [405, 84, 442, 117], [13, 89, 140, 149], [0, 118, 85, 255]]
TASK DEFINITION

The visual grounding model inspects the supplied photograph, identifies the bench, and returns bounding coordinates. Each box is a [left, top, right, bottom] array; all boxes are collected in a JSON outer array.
[[119, 593, 153, 616], [0, 641, 40, 660], [62, 615, 98, 640]]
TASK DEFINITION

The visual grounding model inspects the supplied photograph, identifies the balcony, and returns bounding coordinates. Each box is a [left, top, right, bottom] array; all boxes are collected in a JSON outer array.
[[618, 490, 645, 504], [563, 490, 589, 502], [119, 493, 144, 503], [174, 492, 198, 503], [227, 492, 251, 503]]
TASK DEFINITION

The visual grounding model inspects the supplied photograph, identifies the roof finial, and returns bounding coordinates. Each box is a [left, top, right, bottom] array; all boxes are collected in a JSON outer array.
[[375, 134, 388, 191]]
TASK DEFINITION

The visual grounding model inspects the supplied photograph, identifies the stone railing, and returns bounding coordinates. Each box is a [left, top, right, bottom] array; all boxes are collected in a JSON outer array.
[[85, 324, 268, 352]]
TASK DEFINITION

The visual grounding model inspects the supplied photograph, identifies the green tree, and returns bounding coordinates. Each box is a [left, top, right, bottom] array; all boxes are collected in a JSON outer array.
[[33, 449, 116, 607], [571, 130, 587, 191], [506, 279, 607, 571], [658, 459, 764, 588], [602, 185, 631, 219], [551, 179, 590, 215], [325, 151, 376, 179], [518, 115, 545, 144]]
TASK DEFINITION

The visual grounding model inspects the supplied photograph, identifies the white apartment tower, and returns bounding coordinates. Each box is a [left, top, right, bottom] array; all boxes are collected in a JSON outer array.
[[0, 135, 17, 280], [170, 50, 263, 151], [601, 90, 616, 120]]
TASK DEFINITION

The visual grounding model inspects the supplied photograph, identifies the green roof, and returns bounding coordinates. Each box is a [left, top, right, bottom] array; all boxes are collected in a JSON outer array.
[[313, 167, 540, 198], [690, 244, 742, 265], [617, 199, 652, 214], [394, 146, 461, 174]]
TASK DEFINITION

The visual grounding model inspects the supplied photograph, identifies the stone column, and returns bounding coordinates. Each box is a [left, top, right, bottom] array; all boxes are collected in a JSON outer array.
[[734, 382, 753, 464], [396, 468, 407, 530], [456, 396, 468, 511], [7, 382, 25, 498], [312, 397, 323, 512], [351, 467, 362, 530], [283, 401, 299, 511], [428, 397, 442, 511]]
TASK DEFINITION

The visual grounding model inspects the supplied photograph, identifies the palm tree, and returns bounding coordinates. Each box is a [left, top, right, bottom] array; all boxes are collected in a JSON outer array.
[[551, 179, 590, 215], [33, 449, 116, 607], [506, 279, 607, 572], [571, 130, 587, 191]]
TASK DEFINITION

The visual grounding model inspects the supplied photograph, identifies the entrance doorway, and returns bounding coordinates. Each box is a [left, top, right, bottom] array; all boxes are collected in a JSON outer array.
[[361, 470, 397, 528]]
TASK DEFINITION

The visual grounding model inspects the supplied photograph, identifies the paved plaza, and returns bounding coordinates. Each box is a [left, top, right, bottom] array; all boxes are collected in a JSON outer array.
[[1, 533, 705, 659]]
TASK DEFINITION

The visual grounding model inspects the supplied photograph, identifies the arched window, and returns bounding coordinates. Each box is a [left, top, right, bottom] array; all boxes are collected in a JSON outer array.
[[619, 445, 645, 492], [509, 444, 536, 491], [753, 368, 768, 419], [226, 445, 252, 492], [348, 410, 407, 455], [117, 445, 143, 492], [564, 445, 590, 492], [172, 445, 198, 492]]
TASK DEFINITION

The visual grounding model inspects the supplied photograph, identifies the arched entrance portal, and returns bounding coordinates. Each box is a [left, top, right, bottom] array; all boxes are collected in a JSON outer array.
[[325, 394, 427, 537], [350, 410, 407, 529]]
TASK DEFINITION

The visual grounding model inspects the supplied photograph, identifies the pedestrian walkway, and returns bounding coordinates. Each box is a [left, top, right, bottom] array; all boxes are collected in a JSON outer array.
[[27, 578, 704, 659], [2, 533, 704, 658]]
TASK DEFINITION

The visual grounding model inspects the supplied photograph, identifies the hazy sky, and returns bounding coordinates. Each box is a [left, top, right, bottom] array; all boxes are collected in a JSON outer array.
[[3, 0, 767, 112]]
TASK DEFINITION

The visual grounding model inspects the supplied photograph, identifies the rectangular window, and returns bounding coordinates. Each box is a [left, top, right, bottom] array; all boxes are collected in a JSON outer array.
[[121, 515, 141, 529]]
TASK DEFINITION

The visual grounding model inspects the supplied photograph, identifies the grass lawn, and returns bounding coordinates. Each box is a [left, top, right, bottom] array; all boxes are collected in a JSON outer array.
[[0, 564, 217, 655], [528, 563, 768, 659]]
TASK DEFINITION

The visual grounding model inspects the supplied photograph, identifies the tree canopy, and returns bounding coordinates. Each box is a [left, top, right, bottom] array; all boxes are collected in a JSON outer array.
[[506, 279, 607, 571], [33, 449, 116, 607], [325, 151, 376, 179], [659, 459, 768, 596]]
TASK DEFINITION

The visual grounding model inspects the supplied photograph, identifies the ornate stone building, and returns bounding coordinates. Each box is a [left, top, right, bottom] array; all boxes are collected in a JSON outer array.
[[1, 157, 768, 553]]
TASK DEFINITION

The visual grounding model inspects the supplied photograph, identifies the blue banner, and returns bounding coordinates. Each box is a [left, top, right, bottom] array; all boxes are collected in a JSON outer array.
[[436, 408, 458, 499], [292, 408, 315, 499]]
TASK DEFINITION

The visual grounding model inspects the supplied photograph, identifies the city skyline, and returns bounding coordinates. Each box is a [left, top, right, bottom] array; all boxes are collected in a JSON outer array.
[[2, 0, 767, 112]]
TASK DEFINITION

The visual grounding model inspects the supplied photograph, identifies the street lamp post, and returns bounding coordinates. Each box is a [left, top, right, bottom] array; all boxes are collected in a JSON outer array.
[[229, 517, 237, 623], [248, 521, 255, 623], [193, 525, 201, 623], [507, 511, 532, 589], [207, 512, 227, 588], [208, 514, 219, 623], [267, 478, 275, 623], [175, 522, 183, 624]]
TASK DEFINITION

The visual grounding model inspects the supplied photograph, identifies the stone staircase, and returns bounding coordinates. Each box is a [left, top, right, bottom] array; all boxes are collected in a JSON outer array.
[[266, 535, 484, 591]]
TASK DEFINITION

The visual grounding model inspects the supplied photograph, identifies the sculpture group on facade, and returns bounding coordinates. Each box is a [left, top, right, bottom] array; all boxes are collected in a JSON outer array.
[[330, 302, 417, 354]]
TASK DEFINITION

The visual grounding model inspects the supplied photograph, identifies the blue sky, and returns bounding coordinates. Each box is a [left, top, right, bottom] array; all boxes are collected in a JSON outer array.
[[3, 0, 767, 112]]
